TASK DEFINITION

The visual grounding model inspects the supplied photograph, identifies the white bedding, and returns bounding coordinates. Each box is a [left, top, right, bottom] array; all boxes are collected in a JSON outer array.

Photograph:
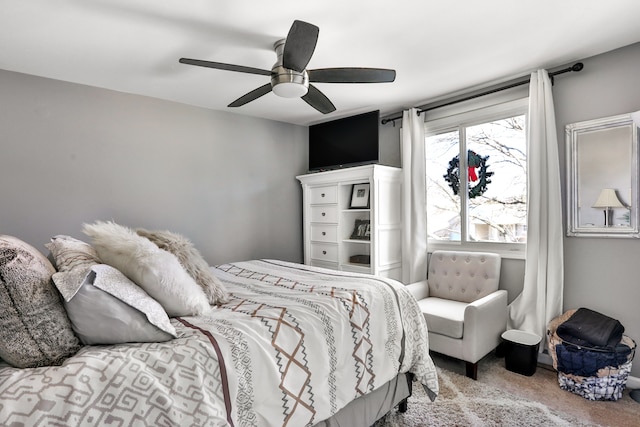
[[0, 259, 438, 426]]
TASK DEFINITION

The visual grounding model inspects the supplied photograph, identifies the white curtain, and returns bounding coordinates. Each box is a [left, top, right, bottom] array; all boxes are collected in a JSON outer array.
[[401, 108, 428, 284], [508, 70, 564, 343]]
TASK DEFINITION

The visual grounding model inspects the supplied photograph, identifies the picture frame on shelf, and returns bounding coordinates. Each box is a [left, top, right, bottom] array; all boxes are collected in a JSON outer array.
[[350, 219, 371, 240], [349, 183, 370, 209]]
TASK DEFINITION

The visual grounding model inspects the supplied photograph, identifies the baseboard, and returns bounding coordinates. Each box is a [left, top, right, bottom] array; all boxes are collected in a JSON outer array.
[[537, 352, 553, 367], [538, 351, 640, 390]]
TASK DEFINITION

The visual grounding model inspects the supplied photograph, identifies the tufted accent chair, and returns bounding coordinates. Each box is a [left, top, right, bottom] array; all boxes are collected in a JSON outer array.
[[406, 250, 507, 380]]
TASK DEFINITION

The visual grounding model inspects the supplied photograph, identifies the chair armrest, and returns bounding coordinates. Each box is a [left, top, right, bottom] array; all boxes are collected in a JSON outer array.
[[405, 280, 429, 301], [467, 289, 508, 311], [462, 290, 508, 363]]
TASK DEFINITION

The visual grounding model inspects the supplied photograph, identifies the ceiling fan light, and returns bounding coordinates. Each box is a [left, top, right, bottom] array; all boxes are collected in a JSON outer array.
[[273, 82, 309, 98], [271, 65, 309, 98]]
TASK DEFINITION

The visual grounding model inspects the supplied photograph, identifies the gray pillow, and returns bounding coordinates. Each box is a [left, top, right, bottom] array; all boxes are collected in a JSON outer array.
[[136, 228, 230, 305], [53, 264, 177, 345], [0, 235, 81, 368]]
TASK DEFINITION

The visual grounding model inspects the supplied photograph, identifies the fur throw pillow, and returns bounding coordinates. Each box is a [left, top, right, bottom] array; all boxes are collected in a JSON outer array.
[[136, 228, 229, 305], [82, 221, 210, 317]]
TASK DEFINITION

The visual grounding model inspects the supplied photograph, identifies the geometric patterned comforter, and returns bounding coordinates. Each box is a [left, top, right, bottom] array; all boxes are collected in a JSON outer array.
[[0, 259, 438, 427]]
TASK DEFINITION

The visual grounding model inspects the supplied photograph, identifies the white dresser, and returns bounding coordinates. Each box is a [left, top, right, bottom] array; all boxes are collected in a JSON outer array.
[[296, 164, 402, 280]]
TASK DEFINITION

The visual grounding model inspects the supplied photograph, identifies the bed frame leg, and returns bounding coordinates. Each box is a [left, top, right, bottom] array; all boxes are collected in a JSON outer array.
[[398, 372, 413, 413]]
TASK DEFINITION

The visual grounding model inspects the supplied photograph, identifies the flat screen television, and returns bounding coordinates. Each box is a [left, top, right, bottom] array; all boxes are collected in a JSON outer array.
[[308, 110, 380, 171]]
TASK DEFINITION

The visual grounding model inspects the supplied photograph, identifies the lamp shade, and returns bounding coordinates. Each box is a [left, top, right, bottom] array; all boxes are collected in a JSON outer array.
[[592, 188, 625, 208]]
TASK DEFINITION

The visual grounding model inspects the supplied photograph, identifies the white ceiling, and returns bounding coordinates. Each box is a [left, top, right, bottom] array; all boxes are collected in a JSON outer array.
[[2, 0, 640, 126]]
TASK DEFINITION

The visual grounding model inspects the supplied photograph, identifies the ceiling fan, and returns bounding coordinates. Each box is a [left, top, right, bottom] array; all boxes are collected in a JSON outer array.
[[179, 20, 396, 114]]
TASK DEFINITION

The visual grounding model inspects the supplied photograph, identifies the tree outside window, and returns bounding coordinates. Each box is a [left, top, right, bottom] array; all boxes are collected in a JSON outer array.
[[425, 111, 527, 246]]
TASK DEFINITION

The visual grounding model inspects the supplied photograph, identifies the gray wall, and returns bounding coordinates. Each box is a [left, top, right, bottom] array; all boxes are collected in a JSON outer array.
[[378, 120, 401, 167], [555, 42, 640, 376], [0, 69, 307, 264]]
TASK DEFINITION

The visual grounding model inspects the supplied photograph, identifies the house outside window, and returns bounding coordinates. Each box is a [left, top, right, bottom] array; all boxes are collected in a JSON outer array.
[[424, 97, 528, 258]]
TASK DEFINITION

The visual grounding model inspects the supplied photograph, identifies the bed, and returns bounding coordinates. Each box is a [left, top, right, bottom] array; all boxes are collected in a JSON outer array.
[[0, 226, 438, 427]]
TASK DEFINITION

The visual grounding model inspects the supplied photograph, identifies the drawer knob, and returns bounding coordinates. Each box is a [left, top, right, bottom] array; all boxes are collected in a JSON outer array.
[[322, 250, 327, 255], [322, 232, 326, 236], [321, 193, 325, 197], [321, 212, 326, 217]]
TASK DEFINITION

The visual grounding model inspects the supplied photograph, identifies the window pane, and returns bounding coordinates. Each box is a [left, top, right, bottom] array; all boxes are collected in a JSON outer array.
[[426, 130, 461, 241], [466, 115, 527, 243]]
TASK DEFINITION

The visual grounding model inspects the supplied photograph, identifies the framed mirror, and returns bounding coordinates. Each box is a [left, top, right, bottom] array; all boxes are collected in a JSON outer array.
[[566, 113, 639, 237]]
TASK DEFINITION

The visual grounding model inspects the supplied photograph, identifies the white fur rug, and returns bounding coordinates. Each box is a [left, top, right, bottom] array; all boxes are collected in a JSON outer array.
[[374, 367, 601, 427]]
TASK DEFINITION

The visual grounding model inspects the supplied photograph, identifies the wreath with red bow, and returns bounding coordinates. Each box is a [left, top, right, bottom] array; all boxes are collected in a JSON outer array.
[[443, 150, 493, 199]]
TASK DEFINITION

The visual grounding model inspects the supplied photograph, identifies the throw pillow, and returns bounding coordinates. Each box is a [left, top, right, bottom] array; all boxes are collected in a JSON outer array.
[[53, 264, 177, 345], [0, 235, 81, 368], [136, 228, 230, 305], [82, 221, 210, 317], [45, 235, 101, 272]]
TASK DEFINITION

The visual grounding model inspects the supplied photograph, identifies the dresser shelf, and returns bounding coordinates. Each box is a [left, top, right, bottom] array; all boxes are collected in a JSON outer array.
[[297, 164, 402, 280]]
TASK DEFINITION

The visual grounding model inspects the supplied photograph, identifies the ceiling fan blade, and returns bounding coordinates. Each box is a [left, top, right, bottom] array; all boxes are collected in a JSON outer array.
[[301, 84, 336, 114], [308, 68, 396, 83], [179, 58, 271, 76], [228, 83, 273, 107], [282, 20, 319, 72]]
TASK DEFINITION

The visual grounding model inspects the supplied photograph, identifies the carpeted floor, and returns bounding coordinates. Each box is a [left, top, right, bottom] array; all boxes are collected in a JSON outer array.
[[375, 353, 640, 427], [375, 366, 598, 426]]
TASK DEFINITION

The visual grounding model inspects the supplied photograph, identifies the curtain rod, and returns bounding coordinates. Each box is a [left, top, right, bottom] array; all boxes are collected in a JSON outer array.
[[381, 62, 584, 125]]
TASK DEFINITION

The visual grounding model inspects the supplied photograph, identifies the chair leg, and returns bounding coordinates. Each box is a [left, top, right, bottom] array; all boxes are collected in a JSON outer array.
[[465, 361, 478, 380]]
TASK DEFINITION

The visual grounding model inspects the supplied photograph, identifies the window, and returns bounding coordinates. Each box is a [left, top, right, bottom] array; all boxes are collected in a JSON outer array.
[[425, 98, 527, 255]]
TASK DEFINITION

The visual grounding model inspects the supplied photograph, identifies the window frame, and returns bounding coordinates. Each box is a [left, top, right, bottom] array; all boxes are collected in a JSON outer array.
[[424, 97, 529, 259]]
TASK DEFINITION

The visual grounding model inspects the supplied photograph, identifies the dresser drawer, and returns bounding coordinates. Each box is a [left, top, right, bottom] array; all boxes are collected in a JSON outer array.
[[310, 206, 338, 223], [309, 185, 337, 204], [311, 225, 338, 242], [310, 243, 338, 262]]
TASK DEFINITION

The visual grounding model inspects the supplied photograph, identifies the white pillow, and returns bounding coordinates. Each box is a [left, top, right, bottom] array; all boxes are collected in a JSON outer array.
[[136, 228, 230, 305], [53, 264, 177, 345], [82, 221, 210, 317]]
